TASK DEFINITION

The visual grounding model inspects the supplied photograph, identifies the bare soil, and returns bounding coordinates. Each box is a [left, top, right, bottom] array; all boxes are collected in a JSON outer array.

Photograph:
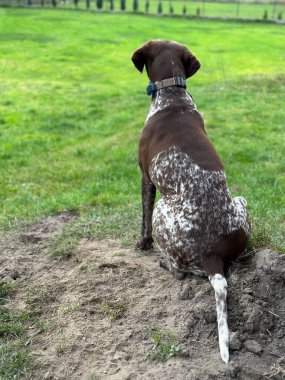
[[0, 213, 284, 380]]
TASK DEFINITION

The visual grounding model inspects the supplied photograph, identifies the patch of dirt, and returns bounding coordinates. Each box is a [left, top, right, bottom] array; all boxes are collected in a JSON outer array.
[[1, 214, 285, 379]]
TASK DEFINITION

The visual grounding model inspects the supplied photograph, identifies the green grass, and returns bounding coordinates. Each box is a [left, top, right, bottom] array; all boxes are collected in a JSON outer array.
[[147, 326, 186, 361], [0, 282, 57, 378], [97, 300, 127, 320], [0, 8, 284, 250], [48, 221, 82, 259], [0, 282, 14, 301], [0, 282, 31, 378], [0, 343, 30, 379]]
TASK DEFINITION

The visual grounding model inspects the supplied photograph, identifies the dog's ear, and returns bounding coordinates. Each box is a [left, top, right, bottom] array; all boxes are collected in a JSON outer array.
[[131, 46, 146, 73], [182, 50, 201, 78]]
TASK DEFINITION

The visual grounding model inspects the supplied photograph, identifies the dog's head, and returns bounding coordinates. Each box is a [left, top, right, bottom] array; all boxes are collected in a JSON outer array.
[[131, 40, 200, 82]]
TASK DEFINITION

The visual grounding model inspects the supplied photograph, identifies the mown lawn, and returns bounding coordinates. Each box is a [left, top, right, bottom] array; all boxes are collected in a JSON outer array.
[[0, 8, 284, 249]]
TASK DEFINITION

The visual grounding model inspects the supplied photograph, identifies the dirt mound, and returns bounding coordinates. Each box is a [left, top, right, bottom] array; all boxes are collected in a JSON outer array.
[[1, 214, 284, 379]]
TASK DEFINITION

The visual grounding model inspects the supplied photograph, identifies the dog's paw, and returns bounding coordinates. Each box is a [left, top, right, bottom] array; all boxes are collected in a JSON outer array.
[[175, 270, 187, 280], [160, 257, 187, 280], [136, 237, 153, 250]]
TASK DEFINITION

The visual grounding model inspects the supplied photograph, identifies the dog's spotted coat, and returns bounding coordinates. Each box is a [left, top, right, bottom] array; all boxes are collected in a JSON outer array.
[[150, 145, 250, 273], [147, 89, 250, 363], [146, 87, 197, 123]]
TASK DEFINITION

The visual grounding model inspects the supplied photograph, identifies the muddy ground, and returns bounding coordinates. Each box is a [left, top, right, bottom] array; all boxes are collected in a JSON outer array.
[[0, 213, 284, 379]]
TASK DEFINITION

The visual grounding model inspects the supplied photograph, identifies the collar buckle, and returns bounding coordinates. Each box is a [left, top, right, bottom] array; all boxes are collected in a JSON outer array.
[[146, 77, 186, 97], [146, 82, 157, 96]]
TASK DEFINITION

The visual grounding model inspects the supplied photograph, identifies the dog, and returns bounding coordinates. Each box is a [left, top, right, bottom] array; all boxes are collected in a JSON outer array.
[[131, 40, 250, 363]]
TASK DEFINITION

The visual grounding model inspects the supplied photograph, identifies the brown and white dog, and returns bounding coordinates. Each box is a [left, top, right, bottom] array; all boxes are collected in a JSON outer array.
[[132, 40, 250, 363]]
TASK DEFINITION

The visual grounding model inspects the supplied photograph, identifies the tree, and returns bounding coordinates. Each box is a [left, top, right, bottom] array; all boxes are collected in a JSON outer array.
[[86, 0, 90, 9], [110, 0, 114, 11], [145, 0, 149, 13], [120, 0, 126, 11], [97, 0, 103, 9], [196, 7, 200, 16], [277, 11, 282, 20], [263, 9, 268, 20], [158, 1, 162, 14], [169, 3, 173, 14], [182, 5, 187, 15], [133, 0, 138, 11], [74, 0, 79, 9]]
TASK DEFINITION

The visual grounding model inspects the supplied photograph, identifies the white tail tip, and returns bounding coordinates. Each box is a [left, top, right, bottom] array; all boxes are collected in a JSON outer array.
[[221, 345, 229, 364], [209, 273, 229, 364]]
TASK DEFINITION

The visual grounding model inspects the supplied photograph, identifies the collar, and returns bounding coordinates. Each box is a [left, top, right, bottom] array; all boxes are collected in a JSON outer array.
[[146, 77, 186, 96]]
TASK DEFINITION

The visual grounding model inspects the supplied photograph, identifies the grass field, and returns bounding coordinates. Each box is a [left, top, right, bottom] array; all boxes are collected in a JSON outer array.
[[0, 8, 284, 377], [0, 8, 284, 249]]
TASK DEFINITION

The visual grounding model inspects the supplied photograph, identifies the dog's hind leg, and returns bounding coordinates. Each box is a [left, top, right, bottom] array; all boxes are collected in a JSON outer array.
[[209, 273, 229, 364]]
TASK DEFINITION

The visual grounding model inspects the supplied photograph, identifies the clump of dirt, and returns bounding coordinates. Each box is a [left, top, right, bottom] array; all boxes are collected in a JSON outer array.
[[1, 214, 284, 379]]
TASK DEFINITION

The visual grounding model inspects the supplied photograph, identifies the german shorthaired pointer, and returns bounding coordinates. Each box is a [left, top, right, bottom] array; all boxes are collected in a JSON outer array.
[[132, 40, 250, 363]]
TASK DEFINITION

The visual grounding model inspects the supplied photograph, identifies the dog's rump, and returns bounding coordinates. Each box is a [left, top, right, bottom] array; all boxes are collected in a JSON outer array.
[[150, 145, 250, 271]]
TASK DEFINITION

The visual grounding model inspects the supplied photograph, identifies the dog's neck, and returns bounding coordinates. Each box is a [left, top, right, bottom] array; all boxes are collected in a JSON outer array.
[[145, 86, 197, 123], [146, 77, 186, 97]]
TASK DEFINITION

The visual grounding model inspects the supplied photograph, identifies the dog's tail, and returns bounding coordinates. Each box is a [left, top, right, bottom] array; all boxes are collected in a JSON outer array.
[[209, 273, 229, 363]]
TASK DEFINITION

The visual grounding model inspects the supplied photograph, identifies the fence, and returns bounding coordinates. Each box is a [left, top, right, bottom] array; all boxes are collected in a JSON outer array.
[[0, 0, 284, 21]]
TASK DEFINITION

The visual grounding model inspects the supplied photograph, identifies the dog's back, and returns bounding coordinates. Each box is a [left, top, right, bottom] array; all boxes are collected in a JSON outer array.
[[139, 87, 223, 174]]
